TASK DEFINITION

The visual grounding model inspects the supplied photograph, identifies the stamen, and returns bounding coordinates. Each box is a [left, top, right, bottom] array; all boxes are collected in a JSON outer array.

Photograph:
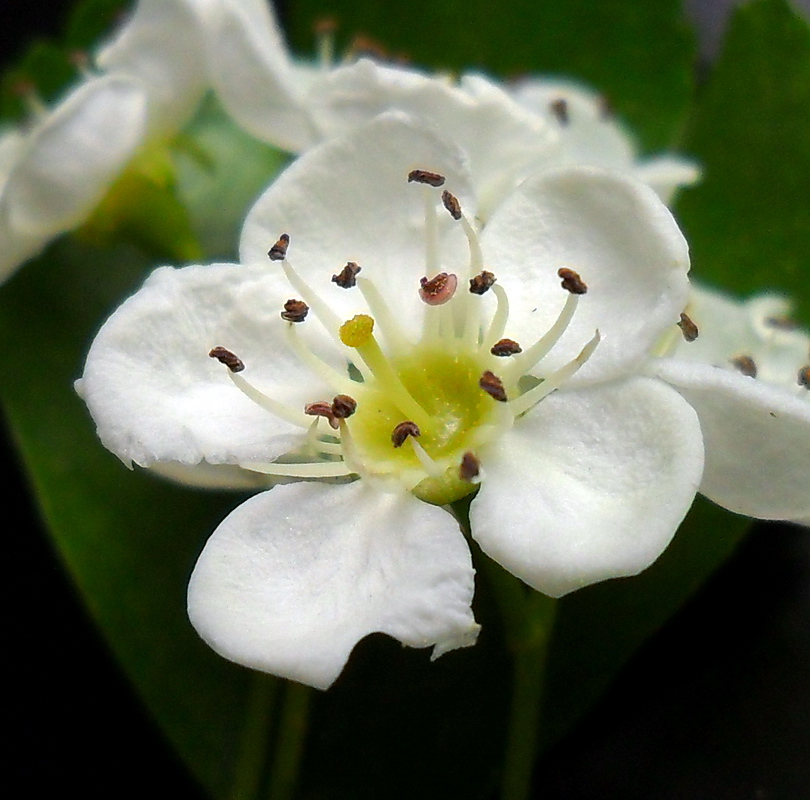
[[480, 284, 510, 354], [332, 261, 362, 289], [598, 95, 614, 119], [315, 17, 337, 69], [459, 452, 482, 483], [479, 371, 508, 402], [243, 460, 355, 478], [765, 316, 798, 331], [267, 233, 290, 261], [798, 366, 810, 389], [491, 338, 522, 357], [409, 437, 446, 478], [281, 298, 309, 322], [677, 312, 699, 342], [550, 98, 569, 125], [356, 277, 413, 355], [227, 371, 310, 428], [209, 346, 245, 372], [731, 355, 758, 378], [284, 324, 357, 395], [509, 330, 601, 417], [339, 314, 375, 347], [392, 420, 420, 448], [558, 267, 588, 295], [305, 401, 339, 429], [442, 190, 462, 220], [469, 271, 496, 295], [408, 169, 446, 187], [419, 272, 458, 306], [331, 394, 358, 419]]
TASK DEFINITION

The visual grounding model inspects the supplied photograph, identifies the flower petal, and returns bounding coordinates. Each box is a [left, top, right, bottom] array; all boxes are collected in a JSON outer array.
[[187, 480, 479, 689], [77, 262, 341, 471], [632, 155, 701, 204], [240, 112, 475, 325], [470, 377, 704, 597], [2, 75, 147, 237], [481, 166, 690, 384], [654, 359, 810, 520]]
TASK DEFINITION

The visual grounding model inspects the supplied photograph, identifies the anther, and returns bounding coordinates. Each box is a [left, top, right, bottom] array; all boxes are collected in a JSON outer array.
[[419, 272, 458, 306], [268, 233, 290, 261], [408, 169, 446, 187], [304, 401, 339, 429], [332, 261, 362, 289], [491, 338, 522, 357], [349, 34, 388, 60], [550, 98, 569, 125], [798, 366, 810, 389], [281, 298, 309, 322], [469, 270, 496, 295], [765, 316, 798, 330], [677, 312, 700, 342], [558, 267, 588, 295], [598, 95, 614, 119], [209, 346, 245, 372], [459, 452, 481, 483], [331, 394, 358, 419], [392, 421, 421, 448], [314, 16, 337, 34], [479, 371, 508, 402], [339, 314, 375, 347], [442, 190, 462, 220], [730, 355, 758, 378]]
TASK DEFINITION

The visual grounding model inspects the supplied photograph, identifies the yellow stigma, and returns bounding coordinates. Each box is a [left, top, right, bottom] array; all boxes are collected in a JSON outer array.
[[339, 314, 375, 347]]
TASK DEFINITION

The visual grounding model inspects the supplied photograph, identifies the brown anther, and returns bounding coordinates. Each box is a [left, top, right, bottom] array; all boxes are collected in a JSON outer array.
[[677, 312, 700, 342], [798, 366, 810, 389], [304, 401, 339, 429], [730, 355, 758, 378], [550, 98, 569, 125], [479, 371, 508, 402], [419, 272, 458, 306], [267, 233, 290, 261], [765, 316, 798, 330], [68, 50, 90, 69], [558, 267, 588, 295], [459, 452, 481, 482], [490, 338, 523, 357], [442, 190, 462, 220], [349, 34, 388, 60], [407, 169, 446, 187], [391, 421, 421, 448], [281, 298, 309, 322], [598, 95, 615, 119], [332, 261, 362, 289], [469, 270, 496, 295], [314, 16, 338, 34], [209, 346, 245, 373], [331, 394, 358, 419]]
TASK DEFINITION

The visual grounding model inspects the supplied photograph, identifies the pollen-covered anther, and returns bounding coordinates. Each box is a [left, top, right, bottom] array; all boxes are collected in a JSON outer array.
[[765, 316, 798, 331], [407, 169, 446, 187], [731, 355, 758, 378], [304, 401, 339, 429], [491, 338, 522, 357], [469, 270, 496, 295], [479, 371, 508, 402], [267, 233, 290, 261], [798, 365, 810, 389], [281, 298, 309, 323], [558, 267, 588, 295], [550, 98, 569, 125], [391, 421, 421, 448], [419, 272, 458, 306], [331, 394, 358, 419], [678, 312, 699, 342], [339, 314, 375, 347], [459, 452, 481, 483], [442, 190, 462, 221], [209, 346, 245, 373], [332, 261, 362, 289]]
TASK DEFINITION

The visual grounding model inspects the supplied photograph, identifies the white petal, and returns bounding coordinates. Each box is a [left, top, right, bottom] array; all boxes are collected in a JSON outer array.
[[2, 75, 147, 237], [0, 209, 49, 283], [240, 112, 475, 325], [77, 262, 340, 470], [470, 377, 704, 597], [654, 359, 810, 520], [632, 156, 701, 204], [187, 481, 479, 689], [96, 0, 214, 136], [481, 166, 690, 384], [205, 0, 318, 151]]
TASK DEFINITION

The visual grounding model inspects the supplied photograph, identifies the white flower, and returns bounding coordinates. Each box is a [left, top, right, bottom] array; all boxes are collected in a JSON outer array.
[[0, 0, 216, 282], [204, 0, 697, 215], [76, 113, 730, 688]]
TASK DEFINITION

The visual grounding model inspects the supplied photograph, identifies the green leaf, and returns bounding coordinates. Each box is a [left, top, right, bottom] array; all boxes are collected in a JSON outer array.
[[675, 0, 810, 325], [286, 0, 695, 150]]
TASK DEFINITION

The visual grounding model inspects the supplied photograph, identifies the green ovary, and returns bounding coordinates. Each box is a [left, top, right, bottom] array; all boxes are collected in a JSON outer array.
[[349, 347, 497, 505]]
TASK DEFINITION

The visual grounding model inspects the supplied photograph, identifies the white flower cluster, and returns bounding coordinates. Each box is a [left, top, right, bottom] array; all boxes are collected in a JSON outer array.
[[8, 0, 808, 689]]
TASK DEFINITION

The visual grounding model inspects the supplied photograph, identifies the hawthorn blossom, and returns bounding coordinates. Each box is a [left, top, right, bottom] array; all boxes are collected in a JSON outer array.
[[0, 0, 216, 282], [78, 113, 727, 688]]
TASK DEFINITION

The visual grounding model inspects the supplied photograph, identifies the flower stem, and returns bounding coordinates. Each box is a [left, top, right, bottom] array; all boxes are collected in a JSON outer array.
[[266, 681, 313, 800]]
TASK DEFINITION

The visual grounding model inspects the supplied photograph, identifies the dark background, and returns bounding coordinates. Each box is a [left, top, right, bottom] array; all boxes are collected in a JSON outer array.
[[4, 2, 810, 798]]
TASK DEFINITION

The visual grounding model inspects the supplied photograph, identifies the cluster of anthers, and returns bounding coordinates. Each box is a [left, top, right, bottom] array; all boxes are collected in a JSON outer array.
[[209, 170, 600, 505]]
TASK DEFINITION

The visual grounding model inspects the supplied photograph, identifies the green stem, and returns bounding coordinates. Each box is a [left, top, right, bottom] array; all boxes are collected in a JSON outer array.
[[266, 681, 313, 800]]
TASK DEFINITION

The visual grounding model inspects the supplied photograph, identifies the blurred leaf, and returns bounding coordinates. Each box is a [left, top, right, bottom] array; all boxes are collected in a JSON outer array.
[[676, 0, 810, 325], [286, 0, 695, 150]]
